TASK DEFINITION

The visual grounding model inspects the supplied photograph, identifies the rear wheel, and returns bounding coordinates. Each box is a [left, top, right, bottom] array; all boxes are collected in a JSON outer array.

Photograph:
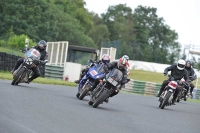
[[88, 101, 93, 105], [161, 91, 172, 109], [11, 67, 25, 85]]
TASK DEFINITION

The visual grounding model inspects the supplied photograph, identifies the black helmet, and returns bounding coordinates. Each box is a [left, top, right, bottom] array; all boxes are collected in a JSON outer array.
[[38, 40, 47, 50], [186, 60, 191, 68]]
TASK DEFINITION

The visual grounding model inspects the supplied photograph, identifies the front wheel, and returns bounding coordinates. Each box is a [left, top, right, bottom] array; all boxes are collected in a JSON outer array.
[[79, 88, 89, 100], [11, 67, 25, 85], [160, 91, 172, 109], [92, 89, 109, 108]]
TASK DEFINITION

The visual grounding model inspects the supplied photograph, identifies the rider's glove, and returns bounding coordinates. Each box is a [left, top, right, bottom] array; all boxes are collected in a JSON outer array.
[[185, 82, 190, 87], [40, 60, 48, 65]]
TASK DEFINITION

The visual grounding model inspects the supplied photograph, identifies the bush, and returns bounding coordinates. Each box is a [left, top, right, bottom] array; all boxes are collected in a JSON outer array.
[[0, 40, 6, 47], [7, 34, 36, 49]]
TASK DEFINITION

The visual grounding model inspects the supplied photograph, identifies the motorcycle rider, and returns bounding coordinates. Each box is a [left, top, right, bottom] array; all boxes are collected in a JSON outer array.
[[156, 59, 189, 105], [74, 54, 110, 84], [102, 57, 129, 100], [185, 60, 196, 99], [76, 54, 110, 98], [11, 40, 48, 84], [122, 55, 131, 75]]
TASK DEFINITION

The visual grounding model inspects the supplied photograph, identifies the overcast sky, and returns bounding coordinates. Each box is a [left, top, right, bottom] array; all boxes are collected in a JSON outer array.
[[84, 0, 200, 50]]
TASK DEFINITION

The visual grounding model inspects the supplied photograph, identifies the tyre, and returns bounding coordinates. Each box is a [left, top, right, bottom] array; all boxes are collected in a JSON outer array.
[[76, 92, 80, 98], [79, 83, 91, 100], [92, 89, 108, 108], [161, 91, 172, 109], [159, 101, 162, 108], [11, 67, 25, 85], [79, 88, 89, 100], [177, 98, 180, 102], [88, 101, 93, 105]]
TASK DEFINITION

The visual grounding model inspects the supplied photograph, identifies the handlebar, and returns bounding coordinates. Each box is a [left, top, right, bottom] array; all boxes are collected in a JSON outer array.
[[89, 59, 94, 63]]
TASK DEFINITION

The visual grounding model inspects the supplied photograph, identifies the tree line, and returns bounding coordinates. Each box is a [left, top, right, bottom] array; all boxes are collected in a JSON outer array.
[[0, 0, 185, 64]]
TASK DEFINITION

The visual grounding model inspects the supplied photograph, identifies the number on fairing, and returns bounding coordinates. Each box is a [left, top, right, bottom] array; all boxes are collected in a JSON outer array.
[[168, 81, 177, 89], [90, 70, 98, 76]]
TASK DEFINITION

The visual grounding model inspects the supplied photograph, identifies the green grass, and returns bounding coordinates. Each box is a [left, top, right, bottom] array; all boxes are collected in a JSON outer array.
[[187, 99, 200, 103], [128, 70, 166, 84], [128, 70, 200, 87], [0, 71, 77, 87], [0, 47, 24, 56]]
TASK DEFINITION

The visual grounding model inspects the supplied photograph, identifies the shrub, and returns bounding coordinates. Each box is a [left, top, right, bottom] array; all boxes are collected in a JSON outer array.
[[7, 34, 36, 49], [0, 40, 6, 47]]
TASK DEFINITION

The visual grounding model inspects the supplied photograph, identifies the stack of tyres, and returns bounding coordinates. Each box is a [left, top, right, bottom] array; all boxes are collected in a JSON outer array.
[[133, 80, 145, 94]]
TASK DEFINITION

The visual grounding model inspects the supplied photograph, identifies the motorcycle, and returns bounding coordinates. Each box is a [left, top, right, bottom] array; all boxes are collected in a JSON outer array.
[[176, 78, 188, 102], [88, 68, 130, 108], [11, 48, 43, 85], [158, 76, 184, 109], [77, 61, 105, 100]]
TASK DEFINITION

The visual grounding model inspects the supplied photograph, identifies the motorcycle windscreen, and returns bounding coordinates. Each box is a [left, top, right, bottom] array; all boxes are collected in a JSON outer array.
[[88, 64, 105, 77], [95, 64, 105, 73], [106, 68, 123, 86], [25, 48, 41, 60]]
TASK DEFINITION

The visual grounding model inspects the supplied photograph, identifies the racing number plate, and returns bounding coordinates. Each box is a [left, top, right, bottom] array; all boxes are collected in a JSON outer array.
[[107, 77, 118, 86]]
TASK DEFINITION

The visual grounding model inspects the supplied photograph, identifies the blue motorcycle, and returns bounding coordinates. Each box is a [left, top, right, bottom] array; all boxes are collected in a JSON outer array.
[[77, 63, 105, 100]]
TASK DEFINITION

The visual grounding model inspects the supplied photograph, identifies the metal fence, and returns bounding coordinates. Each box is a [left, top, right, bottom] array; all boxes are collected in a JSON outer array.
[[0, 52, 20, 71], [0, 52, 45, 77], [122, 79, 200, 100]]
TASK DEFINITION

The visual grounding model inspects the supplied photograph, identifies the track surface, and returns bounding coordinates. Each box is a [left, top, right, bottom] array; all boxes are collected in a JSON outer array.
[[0, 80, 200, 133]]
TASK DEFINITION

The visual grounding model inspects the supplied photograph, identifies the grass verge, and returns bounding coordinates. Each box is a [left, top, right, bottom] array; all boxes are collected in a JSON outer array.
[[0, 47, 24, 56], [0, 71, 77, 87], [120, 90, 200, 103]]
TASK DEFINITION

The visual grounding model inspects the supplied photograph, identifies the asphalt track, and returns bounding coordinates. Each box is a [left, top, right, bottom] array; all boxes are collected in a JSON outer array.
[[0, 79, 200, 133]]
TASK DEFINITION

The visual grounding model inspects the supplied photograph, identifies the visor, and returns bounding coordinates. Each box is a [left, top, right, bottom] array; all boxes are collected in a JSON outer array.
[[178, 64, 185, 68]]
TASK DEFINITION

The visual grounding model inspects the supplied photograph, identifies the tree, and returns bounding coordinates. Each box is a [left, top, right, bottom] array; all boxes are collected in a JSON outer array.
[[101, 4, 133, 41], [133, 5, 181, 63], [88, 12, 110, 48], [0, 0, 96, 47]]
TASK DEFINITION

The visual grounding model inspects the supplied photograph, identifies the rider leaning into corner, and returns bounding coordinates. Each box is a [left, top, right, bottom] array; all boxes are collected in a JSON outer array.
[[82, 55, 129, 103], [184, 60, 196, 98], [74, 54, 111, 84], [11, 40, 48, 84], [101, 56, 129, 102], [156, 59, 189, 105], [76, 54, 111, 98]]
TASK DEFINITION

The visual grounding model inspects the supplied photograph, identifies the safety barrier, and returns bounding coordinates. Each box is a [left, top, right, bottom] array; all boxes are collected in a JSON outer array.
[[45, 65, 64, 79], [196, 89, 200, 100], [122, 80, 200, 99], [0, 52, 20, 71]]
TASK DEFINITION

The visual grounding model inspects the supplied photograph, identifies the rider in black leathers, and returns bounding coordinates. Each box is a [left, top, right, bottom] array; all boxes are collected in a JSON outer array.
[[11, 40, 48, 83], [102, 57, 128, 98], [185, 60, 196, 98], [86, 56, 129, 103], [156, 59, 189, 104]]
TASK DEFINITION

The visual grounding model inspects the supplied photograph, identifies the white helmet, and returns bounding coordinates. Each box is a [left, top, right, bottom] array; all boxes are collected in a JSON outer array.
[[177, 59, 186, 70], [122, 55, 129, 61]]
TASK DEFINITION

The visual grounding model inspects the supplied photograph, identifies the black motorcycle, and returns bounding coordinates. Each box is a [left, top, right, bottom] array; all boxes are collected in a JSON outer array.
[[88, 68, 129, 108], [176, 79, 188, 102], [11, 48, 44, 85]]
